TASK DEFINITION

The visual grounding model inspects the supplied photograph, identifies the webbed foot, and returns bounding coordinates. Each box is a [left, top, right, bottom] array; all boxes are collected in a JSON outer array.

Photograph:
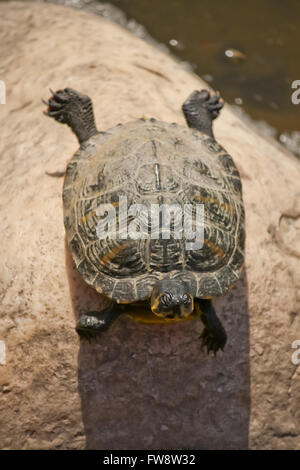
[[76, 304, 123, 340], [182, 89, 224, 138], [43, 87, 98, 144], [195, 299, 227, 355]]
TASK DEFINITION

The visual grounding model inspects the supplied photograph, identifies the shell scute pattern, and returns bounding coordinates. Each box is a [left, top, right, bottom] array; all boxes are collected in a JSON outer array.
[[64, 120, 245, 302]]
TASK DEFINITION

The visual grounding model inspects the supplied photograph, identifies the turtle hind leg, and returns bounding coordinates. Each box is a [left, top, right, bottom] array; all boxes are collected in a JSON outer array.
[[76, 303, 123, 340], [43, 88, 98, 144], [182, 89, 224, 138], [195, 299, 227, 354]]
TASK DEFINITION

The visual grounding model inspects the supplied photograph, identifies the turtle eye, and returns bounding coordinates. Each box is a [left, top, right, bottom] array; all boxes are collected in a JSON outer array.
[[182, 294, 191, 306], [160, 292, 172, 307]]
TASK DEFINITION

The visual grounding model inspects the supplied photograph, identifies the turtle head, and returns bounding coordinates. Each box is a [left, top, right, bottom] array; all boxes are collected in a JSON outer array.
[[150, 280, 194, 319]]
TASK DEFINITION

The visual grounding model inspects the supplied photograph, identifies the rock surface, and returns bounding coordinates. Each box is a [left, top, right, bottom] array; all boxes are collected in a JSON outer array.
[[0, 1, 299, 450]]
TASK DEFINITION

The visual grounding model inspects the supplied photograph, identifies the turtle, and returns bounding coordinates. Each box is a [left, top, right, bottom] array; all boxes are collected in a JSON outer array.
[[43, 87, 245, 354]]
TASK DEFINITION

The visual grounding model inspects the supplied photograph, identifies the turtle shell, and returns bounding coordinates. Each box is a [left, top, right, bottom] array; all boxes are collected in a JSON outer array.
[[63, 119, 245, 303]]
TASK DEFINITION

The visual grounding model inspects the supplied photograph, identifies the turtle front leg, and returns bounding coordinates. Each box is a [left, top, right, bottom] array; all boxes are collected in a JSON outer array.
[[182, 89, 224, 138], [76, 302, 124, 340], [195, 298, 227, 354], [43, 88, 98, 144]]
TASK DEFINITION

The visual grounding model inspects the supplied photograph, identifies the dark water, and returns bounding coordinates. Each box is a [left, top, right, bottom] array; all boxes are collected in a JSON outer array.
[[108, 0, 300, 151], [3, 0, 300, 152]]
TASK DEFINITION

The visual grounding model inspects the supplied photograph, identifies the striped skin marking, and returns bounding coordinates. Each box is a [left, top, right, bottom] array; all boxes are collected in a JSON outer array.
[[101, 242, 130, 265], [151, 295, 160, 313], [126, 303, 197, 324], [203, 239, 227, 258], [127, 311, 196, 324], [193, 194, 233, 213]]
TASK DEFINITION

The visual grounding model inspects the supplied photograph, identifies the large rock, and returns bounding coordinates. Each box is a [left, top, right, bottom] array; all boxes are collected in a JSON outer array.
[[0, 1, 299, 450]]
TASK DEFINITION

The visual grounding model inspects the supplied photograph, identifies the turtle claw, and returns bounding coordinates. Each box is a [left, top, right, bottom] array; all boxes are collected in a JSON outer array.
[[186, 89, 224, 120], [77, 327, 100, 342], [48, 98, 64, 110], [199, 327, 226, 355], [194, 299, 227, 355], [43, 88, 73, 122], [182, 89, 224, 137], [43, 96, 66, 122], [49, 88, 69, 103], [43, 87, 98, 143]]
